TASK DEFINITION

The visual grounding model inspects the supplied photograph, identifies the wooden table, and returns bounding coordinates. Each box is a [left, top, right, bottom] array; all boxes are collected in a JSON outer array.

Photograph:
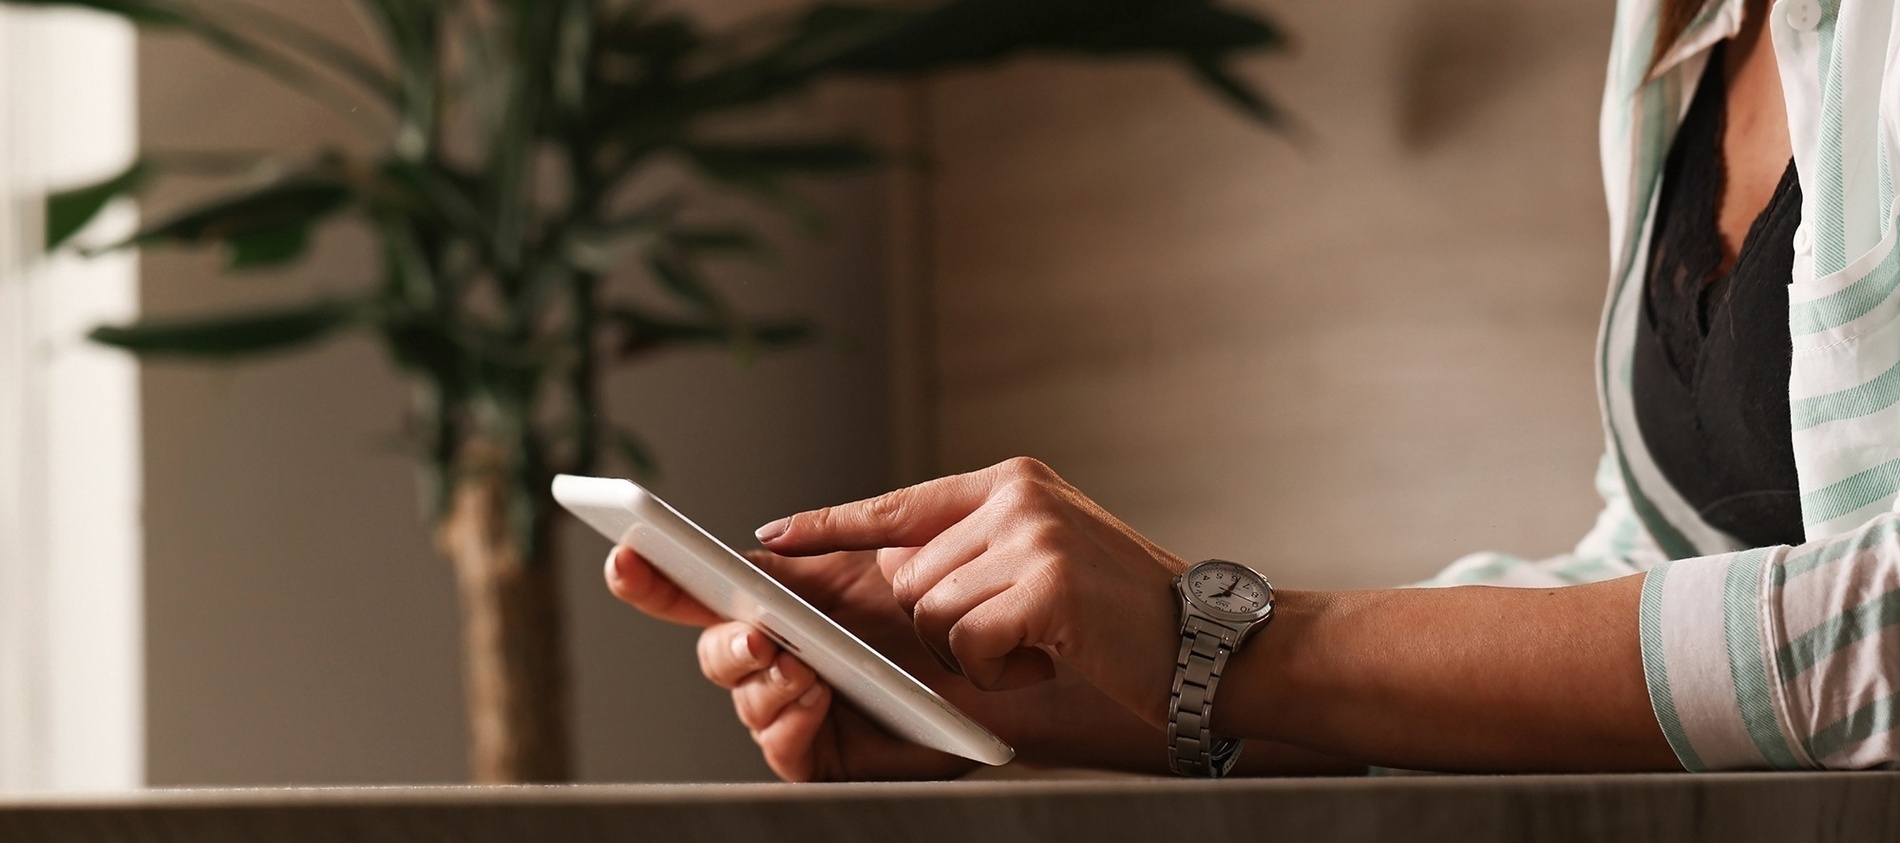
[[4, 772, 1898, 842]]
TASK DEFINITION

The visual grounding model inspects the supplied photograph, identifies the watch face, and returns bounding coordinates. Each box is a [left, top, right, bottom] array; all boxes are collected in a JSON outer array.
[[1186, 561, 1271, 617]]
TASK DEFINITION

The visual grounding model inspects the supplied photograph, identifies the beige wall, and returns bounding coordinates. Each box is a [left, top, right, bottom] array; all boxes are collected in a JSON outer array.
[[138, 4, 890, 784], [136, 0, 1626, 785], [920, 0, 1618, 590]]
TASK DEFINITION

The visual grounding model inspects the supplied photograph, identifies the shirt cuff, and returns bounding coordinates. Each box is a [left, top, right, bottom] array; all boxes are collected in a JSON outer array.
[[1639, 549, 1813, 771]]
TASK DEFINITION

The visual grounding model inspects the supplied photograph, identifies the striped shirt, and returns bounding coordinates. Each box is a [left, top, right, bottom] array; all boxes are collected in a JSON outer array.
[[1426, 0, 1900, 770]]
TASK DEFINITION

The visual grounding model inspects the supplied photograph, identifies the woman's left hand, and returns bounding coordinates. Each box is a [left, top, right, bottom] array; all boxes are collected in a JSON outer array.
[[755, 457, 1191, 727]]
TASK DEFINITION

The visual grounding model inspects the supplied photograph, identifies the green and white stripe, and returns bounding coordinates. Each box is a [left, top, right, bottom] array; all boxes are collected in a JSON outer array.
[[1424, 0, 1900, 771]]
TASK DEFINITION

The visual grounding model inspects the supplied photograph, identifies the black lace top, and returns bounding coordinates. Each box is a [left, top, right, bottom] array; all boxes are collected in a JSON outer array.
[[1631, 44, 1807, 548]]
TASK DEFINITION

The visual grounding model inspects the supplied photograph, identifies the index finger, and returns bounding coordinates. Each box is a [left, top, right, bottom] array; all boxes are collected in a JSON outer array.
[[756, 457, 1048, 556]]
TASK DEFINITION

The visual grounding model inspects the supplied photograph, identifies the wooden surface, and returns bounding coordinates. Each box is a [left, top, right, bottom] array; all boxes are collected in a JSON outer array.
[[4, 773, 1899, 842]]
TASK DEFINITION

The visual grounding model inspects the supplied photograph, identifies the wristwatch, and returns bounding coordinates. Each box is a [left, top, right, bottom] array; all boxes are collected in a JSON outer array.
[[1167, 558, 1275, 777]]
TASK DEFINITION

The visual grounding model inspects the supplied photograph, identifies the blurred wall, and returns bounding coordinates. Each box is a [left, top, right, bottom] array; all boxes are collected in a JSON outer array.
[[137, 0, 1625, 785], [139, 3, 891, 784], [916, 0, 1617, 590]]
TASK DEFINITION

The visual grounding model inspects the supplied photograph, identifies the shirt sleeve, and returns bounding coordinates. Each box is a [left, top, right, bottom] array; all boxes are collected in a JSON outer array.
[[1419, 453, 1667, 588], [1419, 455, 1900, 770], [1641, 514, 1900, 771]]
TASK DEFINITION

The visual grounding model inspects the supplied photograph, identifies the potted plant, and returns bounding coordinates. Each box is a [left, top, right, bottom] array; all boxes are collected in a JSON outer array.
[[17, 0, 1287, 782]]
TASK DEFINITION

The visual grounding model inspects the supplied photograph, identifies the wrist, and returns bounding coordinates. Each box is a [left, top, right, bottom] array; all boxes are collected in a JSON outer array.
[[1205, 588, 1328, 741], [991, 668, 1174, 773]]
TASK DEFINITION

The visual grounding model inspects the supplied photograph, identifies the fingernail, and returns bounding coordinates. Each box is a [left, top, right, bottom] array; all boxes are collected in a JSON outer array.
[[924, 640, 964, 677], [755, 517, 789, 543], [798, 684, 824, 707], [731, 632, 755, 666], [768, 663, 787, 687]]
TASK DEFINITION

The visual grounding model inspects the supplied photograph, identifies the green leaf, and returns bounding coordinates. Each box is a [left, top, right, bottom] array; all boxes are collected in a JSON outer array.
[[595, 0, 1286, 148], [377, 159, 491, 244], [1185, 55, 1282, 126], [740, 0, 1288, 124], [726, 318, 816, 366], [606, 306, 812, 357], [134, 180, 351, 241], [12, 0, 392, 128], [748, 321, 816, 348], [126, 178, 353, 269], [676, 142, 872, 230], [553, 0, 595, 115], [681, 140, 880, 174], [815, 0, 1285, 72], [733, 4, 906, 78], [199, 1, 397, 104], [379, 314, 469, 394], [610, 4, 899, 120], [358, 0, 441, 156], [607, 306, 725, 350], [672, 226, 773, 263], [561, 212, 668, 274], [643, 252, 724, 314], [2, 0, 191, 27], [89, 298, 363, 359], [226, 226, 314, 269], [373, 215, 441, 311], [45, 160, 148, 251]]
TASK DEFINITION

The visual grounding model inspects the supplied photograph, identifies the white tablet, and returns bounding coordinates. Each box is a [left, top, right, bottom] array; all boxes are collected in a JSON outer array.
[[553, 474, 1015, 766]]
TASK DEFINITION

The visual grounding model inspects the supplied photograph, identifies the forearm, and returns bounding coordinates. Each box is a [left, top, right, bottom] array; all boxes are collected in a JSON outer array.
[[1213, 575, 1679, 772]]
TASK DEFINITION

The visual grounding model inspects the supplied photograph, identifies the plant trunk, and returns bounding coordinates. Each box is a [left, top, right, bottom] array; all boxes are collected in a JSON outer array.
[[436, 451, 571, 783]]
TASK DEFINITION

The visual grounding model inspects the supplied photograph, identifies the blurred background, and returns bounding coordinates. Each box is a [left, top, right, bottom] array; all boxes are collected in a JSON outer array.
[[0, 0, 1614, 788]]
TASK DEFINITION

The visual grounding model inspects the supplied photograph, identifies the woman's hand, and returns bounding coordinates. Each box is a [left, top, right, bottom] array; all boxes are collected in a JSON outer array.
[[605, 540, 1167, 781], [755, 457, 1190, 728]]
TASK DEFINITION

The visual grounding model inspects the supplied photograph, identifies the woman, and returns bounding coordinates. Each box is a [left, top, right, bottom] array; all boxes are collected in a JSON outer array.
[[609, 0, 1900, 779]]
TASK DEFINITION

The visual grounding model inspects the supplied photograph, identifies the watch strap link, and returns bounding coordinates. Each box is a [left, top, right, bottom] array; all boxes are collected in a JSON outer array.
[[1167, 615, 1242, 777]]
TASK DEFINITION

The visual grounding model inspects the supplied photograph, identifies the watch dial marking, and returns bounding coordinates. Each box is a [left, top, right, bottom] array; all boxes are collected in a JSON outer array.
[[1190, 563, 1267, 614]]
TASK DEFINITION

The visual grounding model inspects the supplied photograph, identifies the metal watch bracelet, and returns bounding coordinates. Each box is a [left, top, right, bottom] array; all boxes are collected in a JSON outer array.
[[1166, 615, 1245, 777]]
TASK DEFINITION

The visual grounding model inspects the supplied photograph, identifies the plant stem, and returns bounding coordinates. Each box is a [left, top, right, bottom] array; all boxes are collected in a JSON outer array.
[[437, 440, 570, 783]]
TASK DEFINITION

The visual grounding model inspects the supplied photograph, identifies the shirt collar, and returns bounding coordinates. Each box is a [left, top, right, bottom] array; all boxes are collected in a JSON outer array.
[[1646, 0, 1750, 82]]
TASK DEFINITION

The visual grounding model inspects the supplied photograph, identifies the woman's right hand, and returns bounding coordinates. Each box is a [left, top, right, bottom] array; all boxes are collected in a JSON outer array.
[[604, 544, 1166, 781]]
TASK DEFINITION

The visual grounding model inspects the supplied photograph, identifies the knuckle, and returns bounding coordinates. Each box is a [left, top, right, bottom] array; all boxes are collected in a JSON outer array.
[[1020, 514, 1065, 547], [695, 630, 725, 682], [776, 653, 813, 688], [697, 625, 746, 685], [890, 564, 924, 612], [946, 618, 1001, 689], [863, 490, 908, 523], [910, 587, 948, 628], [945, 616, 983, 660], [1025, 558, 1071, 605], [1001, 456, 1054, 480], [735, 680, 775, 727], [995, 477, 1048, 510], [733, 688, 764, 730]]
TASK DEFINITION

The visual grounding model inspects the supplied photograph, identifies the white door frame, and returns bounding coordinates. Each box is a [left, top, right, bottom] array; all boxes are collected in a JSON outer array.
[[0, 6, 142, 792]]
